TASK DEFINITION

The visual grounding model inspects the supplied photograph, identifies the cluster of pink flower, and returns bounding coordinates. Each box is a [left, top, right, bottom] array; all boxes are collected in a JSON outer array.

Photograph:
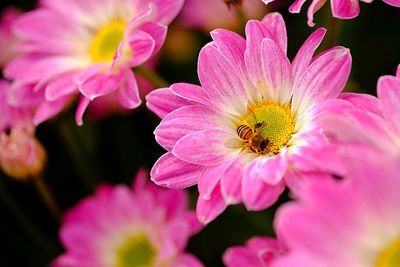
[[0, 0, 399, 266]]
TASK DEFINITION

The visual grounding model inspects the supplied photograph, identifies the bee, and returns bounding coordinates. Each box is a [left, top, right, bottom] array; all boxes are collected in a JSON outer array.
[[236, 121, 270, 154], [223, 0, 242, 9]]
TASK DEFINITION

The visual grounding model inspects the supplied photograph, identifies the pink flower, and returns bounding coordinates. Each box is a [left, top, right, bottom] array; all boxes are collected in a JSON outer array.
[[273, 157, 400, 267], [318, 65, 400, 161], [224, 237, 286, 267], [53, 169, 203, 267], [0, 80, 46, 180], [262, 0, 400, 26], [5, 0, 184, 125], [180, 0, 267, 32], [0, 7, 21, 68], [147, 12, 352, 224]]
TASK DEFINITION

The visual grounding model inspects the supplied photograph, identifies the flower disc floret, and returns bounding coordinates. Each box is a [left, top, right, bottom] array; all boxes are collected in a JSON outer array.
[[116, 235, 157, 267]]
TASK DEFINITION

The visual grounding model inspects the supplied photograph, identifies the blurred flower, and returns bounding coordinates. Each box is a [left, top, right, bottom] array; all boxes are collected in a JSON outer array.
[[273, 157, 400, 267], [180, 0, 267, 32], [262, 0, 400, 26], [0, 80, 46, 180], [223, 237, 285, 267], [53, 169, 203, 267], [0, 7, 21, 68], [147, 12, 352, 224], [318, 65, 400, 161], [5, 0, 184, 125]]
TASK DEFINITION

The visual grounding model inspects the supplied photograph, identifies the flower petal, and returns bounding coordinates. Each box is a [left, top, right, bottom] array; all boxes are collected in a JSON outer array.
[[377, 75, 400, 136], [151, 152, 203, 188], [260, 38, 293, 104], [172, 129, 233, 166], [127, 30, 156, 67], [146, 88, 193, 119], [170, 83, 211, 107], [138, 21, 167, 55], [331, 0, 360, 19], [116, 69, 141, 109], [45, 74, 77, 101], [33, 95, 71, 125], [292, 46, 351, 115], [198, 44, 247, 115], [262, 12, 287, 54], [196, 183, 227, 224]]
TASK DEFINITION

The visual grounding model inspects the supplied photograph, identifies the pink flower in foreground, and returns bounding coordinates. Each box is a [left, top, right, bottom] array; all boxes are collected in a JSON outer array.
[[5, 0, 184, 125], [262, 0, 400, 26], [273, 158, 400, 267], [318, 65, 400, 160], [0, 7, 21, 68], [147, 12, 352, 224], [224, 237, 286, 267], [180, 0, 267, 32], [53, 170, 203, 267]]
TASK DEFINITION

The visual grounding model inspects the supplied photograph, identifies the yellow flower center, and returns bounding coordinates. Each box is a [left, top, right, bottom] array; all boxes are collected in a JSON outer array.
[[376, 239, 400, 267], [236, 100, 295, 155], [116, 235, 157, 267], [89, 19, 126, 63]]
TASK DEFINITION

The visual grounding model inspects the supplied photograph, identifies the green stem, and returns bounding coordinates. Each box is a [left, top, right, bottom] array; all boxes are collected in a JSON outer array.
[[235, 6, 248, 33], [33, 175, 61, 222], [134, 65, 169, 88], [0, 175, 59, 255], [56, 118, 99, 192]]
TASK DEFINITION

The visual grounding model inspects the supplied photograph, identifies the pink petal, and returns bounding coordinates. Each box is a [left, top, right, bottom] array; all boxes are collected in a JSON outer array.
[[155, 117, 219, 151], [196, 183, 227, 224], [340, 92, 383, 117], [151, 152, 203, 188], [45, 74, 77, 101], [244, 20, 272, 89], [331, 0, 360, 19], [198, 44, 248, 115], [262, 12, 287, 54], [220, 160, 244, 205], [172, 254, 204, 267], [170, 83, 212, 107], [161, 105, 219, 124], [116, 69, 141, 109], [307, 0, 328, 27], [242, 161, 286, 210], [127, 30, 156, 67], [292, 46, 351, 115], [292, 28, 327, 84], [145, 88, 193, 119], [223, 247, 261, 267], [210, 29, 247, 79], [79, 72, 122, 101], [153, 0, 185, 24], [289, 0, 308, 13], [33, 95, 71, 125], [260, 38, 293, 104], [138, 21, 167, 55], [172, 129, 233, 166], [75, 96, 90, 126], [377, 75, 400, 135]]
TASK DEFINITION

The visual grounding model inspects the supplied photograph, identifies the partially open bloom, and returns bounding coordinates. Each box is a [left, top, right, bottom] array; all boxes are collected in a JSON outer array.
[[318, 65, 400, 161], [0, 80, 46, 180], [53, 170, 203, 267], [147, 12, 351, 224], [262, 0, 400, 26], [223, 237, 285, 267], [180, 0, 267, 32], [273, 157, 400, 267], [0, 7, 21, 68], [6, 0, 184, 125]]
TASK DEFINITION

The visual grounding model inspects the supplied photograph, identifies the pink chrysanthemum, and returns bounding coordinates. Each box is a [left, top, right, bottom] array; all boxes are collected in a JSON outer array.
[[53, 170, 203, 267], [273, 157, 400, 267], [223, 237, 285, 267], [147, 12, 351, 224], [5, 0, 184, 125], [262, 0, 400, 26], [319, 64, 400, 160]]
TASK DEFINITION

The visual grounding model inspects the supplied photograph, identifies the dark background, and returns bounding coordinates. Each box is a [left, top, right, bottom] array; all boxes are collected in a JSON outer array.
[[0, 0, 399, 266]]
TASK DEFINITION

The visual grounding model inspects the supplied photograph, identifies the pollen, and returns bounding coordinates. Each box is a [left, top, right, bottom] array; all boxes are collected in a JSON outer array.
[[237, 100, 296, 155], [89, 19, 126, 63], [376, 239, 400, 267]]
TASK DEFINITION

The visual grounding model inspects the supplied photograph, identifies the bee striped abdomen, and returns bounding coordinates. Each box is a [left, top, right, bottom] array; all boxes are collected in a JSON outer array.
[[237, 125, 253, 140]]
